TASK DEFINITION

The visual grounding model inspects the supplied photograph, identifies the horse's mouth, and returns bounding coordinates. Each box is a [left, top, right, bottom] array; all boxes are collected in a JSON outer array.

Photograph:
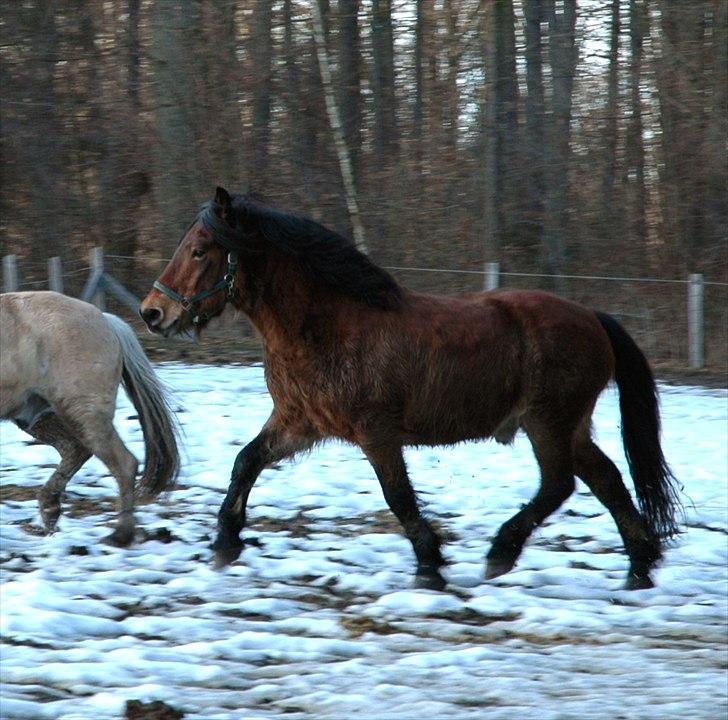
[[161, 324, 177, 338], [144, 318, 181, 338]]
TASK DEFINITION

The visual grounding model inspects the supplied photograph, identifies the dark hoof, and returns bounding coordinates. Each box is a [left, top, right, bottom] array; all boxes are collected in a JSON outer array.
[[103, 526, 135, 548], [414, 568, 447, 591], [624, 573, 655, 590], [212, 537, 244, 569], [485, 557, 516, 580]]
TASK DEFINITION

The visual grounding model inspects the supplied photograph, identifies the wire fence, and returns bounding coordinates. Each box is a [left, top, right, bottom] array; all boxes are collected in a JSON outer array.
[[3, 251, 726, 373]]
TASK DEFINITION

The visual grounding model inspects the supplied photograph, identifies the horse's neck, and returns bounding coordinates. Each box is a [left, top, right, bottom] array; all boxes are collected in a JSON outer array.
[[240, 258, 314, 348]]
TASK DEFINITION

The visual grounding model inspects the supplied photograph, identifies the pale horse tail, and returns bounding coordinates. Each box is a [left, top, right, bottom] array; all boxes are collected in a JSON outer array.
[[103, 313, 180, 496]]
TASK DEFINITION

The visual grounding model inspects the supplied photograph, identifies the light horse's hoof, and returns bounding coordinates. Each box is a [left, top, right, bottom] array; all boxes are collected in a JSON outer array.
[[37, 491, 61, 534], [39, 509, 61, 535]]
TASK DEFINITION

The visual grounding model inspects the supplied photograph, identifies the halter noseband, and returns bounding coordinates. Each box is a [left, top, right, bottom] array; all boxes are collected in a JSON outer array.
[[153, 202, 240, 325]]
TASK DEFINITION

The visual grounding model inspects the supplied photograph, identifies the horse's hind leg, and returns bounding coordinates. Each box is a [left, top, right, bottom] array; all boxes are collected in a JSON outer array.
[[573, 433, 661, 590], [486, 423, 576, 579], [78, 416, 138, 547], [25, 413, 91, 532], [365, 444, 446, 590]]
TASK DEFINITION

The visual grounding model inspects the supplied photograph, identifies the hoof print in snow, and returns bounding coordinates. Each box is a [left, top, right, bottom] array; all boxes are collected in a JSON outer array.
[[125, 699, 184, 720]]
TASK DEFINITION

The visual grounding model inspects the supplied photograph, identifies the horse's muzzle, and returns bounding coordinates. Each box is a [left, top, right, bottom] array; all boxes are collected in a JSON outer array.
[[140, 306, 163, 328]]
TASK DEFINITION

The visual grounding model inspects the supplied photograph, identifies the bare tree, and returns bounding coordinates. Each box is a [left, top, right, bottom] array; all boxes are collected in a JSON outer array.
[[148, 0, 205, 242], [543, 0, 577, 291]]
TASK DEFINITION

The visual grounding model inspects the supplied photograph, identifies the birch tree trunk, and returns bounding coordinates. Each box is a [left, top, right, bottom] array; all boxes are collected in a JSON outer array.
[[311, 0, 367, 251]]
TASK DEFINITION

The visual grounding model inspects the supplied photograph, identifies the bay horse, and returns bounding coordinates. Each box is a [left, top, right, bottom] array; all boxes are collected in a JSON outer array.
[[1, 291, 179, 545], [140, 187, 681, 591]]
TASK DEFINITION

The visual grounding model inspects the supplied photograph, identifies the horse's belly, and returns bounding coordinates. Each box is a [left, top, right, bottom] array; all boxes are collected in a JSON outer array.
[[0, 326, 46, 419], [401, 395, 514, 446]]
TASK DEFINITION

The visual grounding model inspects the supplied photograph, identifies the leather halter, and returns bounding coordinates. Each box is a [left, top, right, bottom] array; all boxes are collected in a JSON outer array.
[[153, 202, 240, 325]]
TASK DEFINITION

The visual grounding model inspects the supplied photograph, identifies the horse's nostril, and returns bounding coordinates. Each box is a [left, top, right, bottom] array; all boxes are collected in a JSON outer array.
[[140, 307, 163, 326]]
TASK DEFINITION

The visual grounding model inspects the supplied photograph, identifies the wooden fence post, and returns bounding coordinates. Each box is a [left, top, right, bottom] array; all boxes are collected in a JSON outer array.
[[3, 254, 18, 292], [48, 256, 64, 294], [90, 247, 105, 310], [484, 262, 500, 291], [688, 273, 704, 369]]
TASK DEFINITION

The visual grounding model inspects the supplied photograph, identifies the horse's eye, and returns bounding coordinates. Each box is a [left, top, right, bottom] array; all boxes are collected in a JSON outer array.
[[191, 248, 206, 259]]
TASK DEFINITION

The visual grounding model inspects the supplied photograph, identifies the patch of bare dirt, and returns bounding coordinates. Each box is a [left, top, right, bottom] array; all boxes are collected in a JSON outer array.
[[0, 484, 39, 503], [125, 700, 184, 720]]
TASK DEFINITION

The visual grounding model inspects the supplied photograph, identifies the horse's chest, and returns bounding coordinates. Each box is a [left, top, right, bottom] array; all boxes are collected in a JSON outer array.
[[265, 361, 354, 438]]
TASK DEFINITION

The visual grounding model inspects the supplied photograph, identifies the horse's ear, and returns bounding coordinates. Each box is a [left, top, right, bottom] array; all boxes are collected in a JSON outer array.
[[214, 186, 233, 219]]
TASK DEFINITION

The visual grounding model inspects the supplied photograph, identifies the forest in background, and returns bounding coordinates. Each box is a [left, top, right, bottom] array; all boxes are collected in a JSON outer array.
[[1, 1, 726, 367]]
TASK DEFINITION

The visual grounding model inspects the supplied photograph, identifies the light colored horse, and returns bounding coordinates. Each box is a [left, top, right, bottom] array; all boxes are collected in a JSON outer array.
[[0, 291, 180, 545]]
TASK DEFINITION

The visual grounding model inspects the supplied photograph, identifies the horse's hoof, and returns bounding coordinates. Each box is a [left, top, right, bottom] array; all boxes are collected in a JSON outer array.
[[414, 569, 447, 591], [624, 573, 655, 591], [103, 526, 135, 548], [212, 538, 244, 569], [39, 512, 60, 535], [38, 498, 61, 533], [485, 557, 516, 580]]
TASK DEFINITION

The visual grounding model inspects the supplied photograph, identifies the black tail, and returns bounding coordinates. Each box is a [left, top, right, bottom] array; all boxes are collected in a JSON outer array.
[[595, 312, 682, 539]]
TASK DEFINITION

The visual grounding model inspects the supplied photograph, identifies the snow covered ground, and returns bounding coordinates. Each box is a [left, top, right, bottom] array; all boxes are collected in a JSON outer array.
[[1, 363, 726, 720]]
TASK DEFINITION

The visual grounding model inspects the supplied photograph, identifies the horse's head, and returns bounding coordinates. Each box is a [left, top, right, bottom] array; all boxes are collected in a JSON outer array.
[[140, 187, 241, 336]]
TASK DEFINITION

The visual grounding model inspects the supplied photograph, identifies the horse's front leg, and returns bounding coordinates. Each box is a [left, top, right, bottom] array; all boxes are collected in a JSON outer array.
[[24, 413, 91, 533], [213, 421, 313, 568], [364, 444, 447, 591]]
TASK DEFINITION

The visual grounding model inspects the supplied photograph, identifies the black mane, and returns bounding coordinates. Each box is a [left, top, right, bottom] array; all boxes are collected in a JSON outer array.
[[228, 194, 402, 311]]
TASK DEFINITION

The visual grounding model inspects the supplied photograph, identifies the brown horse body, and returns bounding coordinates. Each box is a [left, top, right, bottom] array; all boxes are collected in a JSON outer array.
[[258, 282, 611, 449], [141, 187, 680, 591]]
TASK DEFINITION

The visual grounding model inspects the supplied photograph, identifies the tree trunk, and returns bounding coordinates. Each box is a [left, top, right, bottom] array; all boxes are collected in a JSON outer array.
[[371, 0, 399, 159], [523, 0, 545, 255], [480, 2, 500, 263], [23, 3, 65, 256], [543, 0, 577, 293], [626, 0, 648, 259], [337, 0, 362, 190], [601, 0, 621, 242], [149, 0, 205, 243], [311, 0, 366, 250], [251, 0, 274, 188]]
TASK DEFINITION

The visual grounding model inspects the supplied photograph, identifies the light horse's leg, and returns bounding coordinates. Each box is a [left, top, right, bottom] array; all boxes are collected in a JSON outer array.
[[364, 444, 446, 590], [25, 413, 91, 532], [486, 418, 576, 580], [69, 408, 138, 547], [213, 419, 314, 568], [573, 427, 661, 589]]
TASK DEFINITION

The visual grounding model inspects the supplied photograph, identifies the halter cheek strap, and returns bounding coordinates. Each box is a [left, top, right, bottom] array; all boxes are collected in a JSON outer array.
[[154, 252, 238, 325], [152, 201, 243, 325]]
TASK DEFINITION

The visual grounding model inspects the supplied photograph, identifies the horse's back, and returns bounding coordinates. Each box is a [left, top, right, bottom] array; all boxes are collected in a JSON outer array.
[[384, 288, 613, 444], [484, 289, 615, 411], [0, 292, 122, 420]]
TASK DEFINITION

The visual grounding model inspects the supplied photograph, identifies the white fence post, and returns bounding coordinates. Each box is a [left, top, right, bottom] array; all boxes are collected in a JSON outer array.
[[688, 273, 704, 369], [48, 256, 64, 294], [484, 261, 500, 291], [90, 247, 106, 310], [3, 254, 18, 292]]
